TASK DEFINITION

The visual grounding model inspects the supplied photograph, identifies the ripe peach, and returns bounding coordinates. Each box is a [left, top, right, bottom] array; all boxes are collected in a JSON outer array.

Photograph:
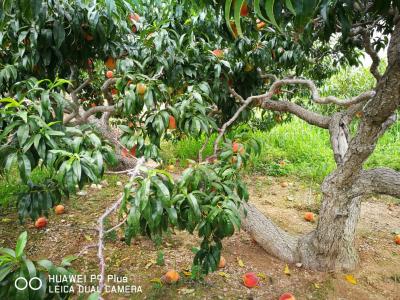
[[304, 212, 315, 222], [240, 2, 249, 17], [129, 13, 140, 22], [218, 256, 226, 268], [395, 234, 400, 245], [111, 88, 118, 95], [54, 205, 65, 215], [136, 83, 147, 95], [279, 292, 296, 300], [105, 57, 116, 69], [242, 272, 259, 288], [232, 142, 240, 153], [168, 116, 177, 129], [164, 270, 180, 284], [106, 70, 113, 78], [35, 217, 48, 229], [212, 49, 224, 58], [256, 21, 266, 30]]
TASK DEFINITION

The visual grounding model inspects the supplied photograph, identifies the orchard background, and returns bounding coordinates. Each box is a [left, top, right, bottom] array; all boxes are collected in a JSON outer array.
[[0, 0, 399, 299]]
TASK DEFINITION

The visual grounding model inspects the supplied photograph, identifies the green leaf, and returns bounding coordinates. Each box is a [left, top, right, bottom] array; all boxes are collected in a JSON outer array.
[[224, 0, 234, 36], [285, 0, 296, 15], [233, 0, 245, 37], [254, 0, 268, 22], [88, 133, 101, 148], [152, 177, 171, 206], [166, 207, 178, 225], [53, 20, 66, 48], [0, 263, 13, 281], [22, 257, 36, 278], [0, 248, 16, 258], [187, 193, 201, 219], [265, 0, 280, 30], [37, 259, 54, 271], [15, 231, 28, 258], [17, 124, 30, 146]]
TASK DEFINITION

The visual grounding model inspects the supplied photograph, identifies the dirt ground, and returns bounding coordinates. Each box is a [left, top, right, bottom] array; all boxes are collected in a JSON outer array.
[[0, 173, 399, 300]]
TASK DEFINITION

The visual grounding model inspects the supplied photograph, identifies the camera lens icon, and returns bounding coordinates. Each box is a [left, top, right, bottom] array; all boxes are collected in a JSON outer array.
[[15, 277, 42, 291]]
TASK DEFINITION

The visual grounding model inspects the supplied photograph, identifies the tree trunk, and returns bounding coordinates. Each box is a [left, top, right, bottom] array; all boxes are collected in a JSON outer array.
[[243, 171, 363, 272], [296, 173, 363, 272]]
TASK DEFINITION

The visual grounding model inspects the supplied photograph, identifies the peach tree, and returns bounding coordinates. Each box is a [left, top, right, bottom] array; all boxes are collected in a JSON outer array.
[[1, 0, 399, 284]]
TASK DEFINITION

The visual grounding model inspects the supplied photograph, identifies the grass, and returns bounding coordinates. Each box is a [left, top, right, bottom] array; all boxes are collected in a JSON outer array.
[[0, 167, 51, 208], [165, 116, 400, 183]]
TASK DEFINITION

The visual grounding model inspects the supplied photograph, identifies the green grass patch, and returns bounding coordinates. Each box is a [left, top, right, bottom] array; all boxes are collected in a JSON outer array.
[[166, 117, 400, 184]]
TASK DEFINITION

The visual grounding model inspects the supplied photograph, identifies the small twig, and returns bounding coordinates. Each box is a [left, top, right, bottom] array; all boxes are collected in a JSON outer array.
[[77, 244, 97, 257], [198, 135, 210, 162], [105, 216, 128, 234], [152, 67, 164, 80]]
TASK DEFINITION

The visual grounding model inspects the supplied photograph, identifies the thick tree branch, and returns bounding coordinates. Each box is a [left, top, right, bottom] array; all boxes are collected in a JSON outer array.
[[241, 203, 299, 263], [261, 99, 331, 128], [358, 168, 400, 198], [80, 105, 115, 122], [268, 78, 375, 106], [362, 30, 382, 82]]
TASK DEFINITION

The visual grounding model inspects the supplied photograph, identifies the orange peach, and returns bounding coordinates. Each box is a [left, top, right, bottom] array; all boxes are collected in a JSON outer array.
[[54, 205, 65, 215], [304, 212, 315, 222], [279, 292, 296, 300], [242, 272, 259, 288], [164, 270, 180, 284], [35, 217, 48, 229], [218, 256, 226, 268]]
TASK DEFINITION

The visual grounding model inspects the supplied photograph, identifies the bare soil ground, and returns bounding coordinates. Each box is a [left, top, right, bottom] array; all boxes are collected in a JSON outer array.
[[0, 173, 399, 300]]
